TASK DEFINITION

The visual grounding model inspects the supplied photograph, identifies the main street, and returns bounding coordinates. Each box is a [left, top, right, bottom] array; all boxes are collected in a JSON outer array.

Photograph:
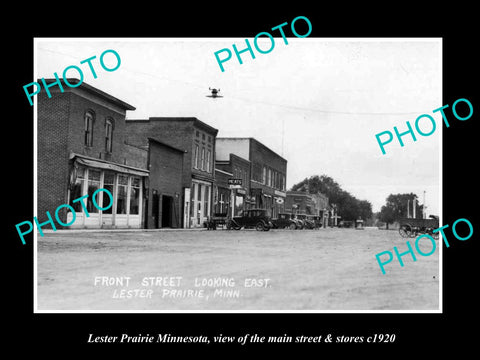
[[36, 227, 439, 311]]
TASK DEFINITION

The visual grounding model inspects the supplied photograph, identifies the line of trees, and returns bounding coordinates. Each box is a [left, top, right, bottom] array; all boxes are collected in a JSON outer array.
[[290, 175, 373, 222], [377, 193, 424, 229]]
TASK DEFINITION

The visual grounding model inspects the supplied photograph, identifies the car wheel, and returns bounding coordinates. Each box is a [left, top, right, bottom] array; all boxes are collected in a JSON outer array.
[[256, 222, 265, 231], [289, 223, 296, 230]]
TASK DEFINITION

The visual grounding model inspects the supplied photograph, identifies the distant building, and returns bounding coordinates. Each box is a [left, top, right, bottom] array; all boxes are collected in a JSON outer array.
[[125, 117, 218, 228], [37, 79, 149, 229], [215, 153, 252, 217], [286, 191, 330, 227], [215, 138, 287, 218]]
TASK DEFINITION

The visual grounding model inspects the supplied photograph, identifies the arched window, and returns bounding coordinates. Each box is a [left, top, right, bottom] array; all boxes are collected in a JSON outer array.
[[105, 118, 114, 153], [84, 111, 95, 147]]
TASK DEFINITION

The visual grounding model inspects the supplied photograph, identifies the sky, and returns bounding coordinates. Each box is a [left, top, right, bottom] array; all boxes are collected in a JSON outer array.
[[35, 38, 442, 215]]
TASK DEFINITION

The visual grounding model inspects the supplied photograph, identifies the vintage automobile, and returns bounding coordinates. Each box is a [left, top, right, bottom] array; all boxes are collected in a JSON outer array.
[[307, 215, 322, 229], [271, 213, 299, 230], [226, 209, 273, 231], [296, 214, 316, 229]]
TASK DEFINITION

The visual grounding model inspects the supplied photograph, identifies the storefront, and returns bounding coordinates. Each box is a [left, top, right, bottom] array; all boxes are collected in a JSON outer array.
[[189, 179, 212, 228], [67, 154, 149, 228]]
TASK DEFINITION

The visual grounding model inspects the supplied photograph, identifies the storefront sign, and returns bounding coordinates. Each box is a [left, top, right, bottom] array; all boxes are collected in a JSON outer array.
[[228, 179, 242, 186]]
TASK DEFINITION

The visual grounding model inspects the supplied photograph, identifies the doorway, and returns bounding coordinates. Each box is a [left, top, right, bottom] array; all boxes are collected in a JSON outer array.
[[152, 192, 160, 228], [162, 195, 173, 228]]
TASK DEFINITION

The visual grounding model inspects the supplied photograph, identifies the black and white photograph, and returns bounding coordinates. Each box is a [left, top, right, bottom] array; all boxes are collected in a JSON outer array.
[[6, 7, 478, 353], [33, 37, 442, 312]]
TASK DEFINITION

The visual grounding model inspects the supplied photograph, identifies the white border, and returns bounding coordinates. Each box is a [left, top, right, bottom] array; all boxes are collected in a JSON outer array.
[[33, 37, 443, 314]]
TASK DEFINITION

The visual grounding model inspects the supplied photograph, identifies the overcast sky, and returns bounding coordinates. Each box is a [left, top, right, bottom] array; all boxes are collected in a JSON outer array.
[[35, 38, 441, 215]]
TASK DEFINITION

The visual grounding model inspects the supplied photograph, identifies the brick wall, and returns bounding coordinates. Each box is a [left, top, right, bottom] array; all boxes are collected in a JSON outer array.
[[37, 92, 71, 226], [146, 140, 183, 228], [125, 119, 194, 188]]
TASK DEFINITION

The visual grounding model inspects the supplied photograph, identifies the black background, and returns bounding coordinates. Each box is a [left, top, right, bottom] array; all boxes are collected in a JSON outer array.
[[5, 4, 478, 355]]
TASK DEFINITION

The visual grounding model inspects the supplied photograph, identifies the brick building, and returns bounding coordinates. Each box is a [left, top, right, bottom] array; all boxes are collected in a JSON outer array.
[[215, 153, 252, 217], [37, 79, 149, 229], [125, 117, 218, 228], [145, 138, 185, 228], [215, 138, 287, 218]]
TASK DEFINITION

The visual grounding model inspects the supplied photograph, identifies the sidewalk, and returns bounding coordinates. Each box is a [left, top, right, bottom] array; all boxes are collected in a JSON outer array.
[[40, 227, 210, 234]]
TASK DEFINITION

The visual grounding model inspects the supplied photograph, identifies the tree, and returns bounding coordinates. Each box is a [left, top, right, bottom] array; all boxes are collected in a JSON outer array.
[[378, 193, 424, 229], [290, 175, 373, 222]]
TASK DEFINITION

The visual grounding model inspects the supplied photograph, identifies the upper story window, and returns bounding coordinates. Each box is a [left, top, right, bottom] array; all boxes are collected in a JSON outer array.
[[206, 149, 211, 172], [84, 111, 95, 147], [105, 118, 114, 153], [201, 147, 206, 170], [262, 166, 267, 184], [194, 144, 199, 169]]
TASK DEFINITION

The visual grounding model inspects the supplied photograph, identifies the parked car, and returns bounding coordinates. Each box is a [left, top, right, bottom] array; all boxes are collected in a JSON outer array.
[[227, 209, 273, 231], [310, 215, 323, 229], [272, 213, 298, 230], [296, 214, 315, 229]]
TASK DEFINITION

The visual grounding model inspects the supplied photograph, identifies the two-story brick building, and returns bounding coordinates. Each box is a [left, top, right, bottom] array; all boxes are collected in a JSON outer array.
[[215, 138, 287, 218], [125, 117, 218, 228], [215, 153, 252, 217], [37, 79, 149, 229]]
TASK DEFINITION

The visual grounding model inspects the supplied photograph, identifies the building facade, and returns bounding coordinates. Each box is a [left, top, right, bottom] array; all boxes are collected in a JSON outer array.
[[125, 117, 218, 228], [215, 153, 252, 217], [37, 79, 149, 229], [215, 138, 287, 218], [145, 138, 184, 228]]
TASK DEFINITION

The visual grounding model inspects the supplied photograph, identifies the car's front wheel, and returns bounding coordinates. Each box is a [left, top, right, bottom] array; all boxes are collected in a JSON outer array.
[[256, 222, 266, 231]]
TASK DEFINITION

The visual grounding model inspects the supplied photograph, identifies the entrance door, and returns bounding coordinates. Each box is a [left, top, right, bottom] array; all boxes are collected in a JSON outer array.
[[162, 195, 173, 228], [152, 192, 160, 228]]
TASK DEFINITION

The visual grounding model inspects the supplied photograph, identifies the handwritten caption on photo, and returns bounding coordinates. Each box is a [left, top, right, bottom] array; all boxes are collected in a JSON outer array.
[[93, 275, 271, 300]]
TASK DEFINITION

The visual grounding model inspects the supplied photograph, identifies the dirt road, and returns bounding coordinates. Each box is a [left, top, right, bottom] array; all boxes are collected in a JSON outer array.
[[36, 227, 439, 311]]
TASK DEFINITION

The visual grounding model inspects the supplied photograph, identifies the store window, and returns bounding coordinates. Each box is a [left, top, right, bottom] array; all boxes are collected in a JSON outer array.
[[117, 174, 129, 214], [130, 177, 141, 215], [87, 169, 101, 213], [103, 172, 115, 214], [70, 166, 85, 211], [204, 186, 210, 217]]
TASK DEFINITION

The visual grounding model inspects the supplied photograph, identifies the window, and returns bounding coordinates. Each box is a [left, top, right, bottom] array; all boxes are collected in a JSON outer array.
[[206, 150, 211, 172], [194, 145, 199, 169], [262, 166, 267, 184], [117, 175, 129, 214], [105, 118, 113, 153], [103, 172, 115, 214], [208, 136, 211, 143], [268, 169, 272, 187], [201, 147, 205, 170], [69, 166, 85, 212], [130, 177, 141, 215], [87, 169, 101, 213], [84, 111, 94, 147], [204, 186, 210, 217]]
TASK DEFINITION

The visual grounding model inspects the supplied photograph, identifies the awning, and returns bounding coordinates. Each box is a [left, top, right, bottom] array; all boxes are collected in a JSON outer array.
[[71, 154, 149, 177]]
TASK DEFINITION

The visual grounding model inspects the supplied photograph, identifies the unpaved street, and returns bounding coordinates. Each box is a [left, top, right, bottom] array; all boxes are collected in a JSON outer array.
[[36, 227, 439, 311]]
